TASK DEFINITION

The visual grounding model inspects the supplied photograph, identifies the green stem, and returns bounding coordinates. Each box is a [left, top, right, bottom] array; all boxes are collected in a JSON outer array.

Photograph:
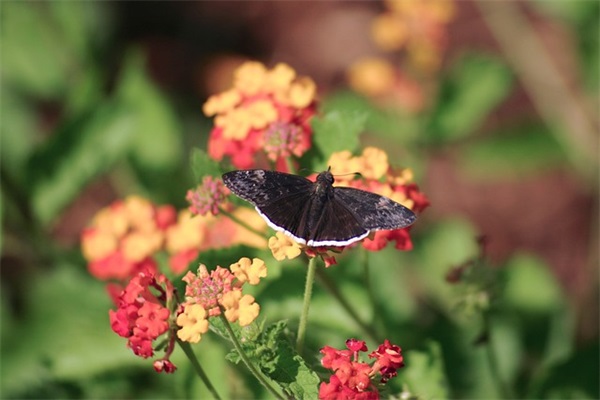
[[218, 314, 285, 400], [296, 256, 318, 354], [177, 340, 223, 400], [219, 207, 266, 238], [316, 268, 380, 344], [360, 248, 381, 328], [483, 312, 515, 399]]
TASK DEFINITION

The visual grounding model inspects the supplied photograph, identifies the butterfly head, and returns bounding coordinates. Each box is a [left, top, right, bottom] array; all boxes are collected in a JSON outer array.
[[315, 169, 335, 194]]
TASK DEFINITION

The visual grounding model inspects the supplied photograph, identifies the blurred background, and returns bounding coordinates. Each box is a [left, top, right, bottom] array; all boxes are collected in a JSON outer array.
[[1, 1, 598, 399]]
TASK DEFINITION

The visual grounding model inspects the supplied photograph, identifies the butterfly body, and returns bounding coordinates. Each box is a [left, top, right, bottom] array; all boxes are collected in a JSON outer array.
[[222, 169, 416, 247]]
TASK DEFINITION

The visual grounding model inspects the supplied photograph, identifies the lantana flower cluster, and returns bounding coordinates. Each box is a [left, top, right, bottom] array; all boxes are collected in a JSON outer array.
[[203, 61, 317, 170], [109, 269, 177, 373], [81, 196, 177, 281], [319, 338, 405, 399], [176, 258, 267, 343], [347, 0, 455, 111]]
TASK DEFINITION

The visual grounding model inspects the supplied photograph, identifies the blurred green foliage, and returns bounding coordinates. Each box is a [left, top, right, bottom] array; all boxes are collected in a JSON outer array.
[[1, 2, 597, 399]]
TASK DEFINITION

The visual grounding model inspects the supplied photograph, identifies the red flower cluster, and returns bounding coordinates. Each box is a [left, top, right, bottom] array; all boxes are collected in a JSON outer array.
[[109, 269, 177, 372], [319, 339, 404, 399]]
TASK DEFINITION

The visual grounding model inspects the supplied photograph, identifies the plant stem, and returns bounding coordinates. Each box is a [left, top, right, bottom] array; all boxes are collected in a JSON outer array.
[[218, 314, 285, 400], [315, 267, 380, 344], [219, 207, 266, 238], [483, 312, 515, 399], [177, 339, 223, 400], [296, 256, 318, 354], [360, 248, 381, 328]]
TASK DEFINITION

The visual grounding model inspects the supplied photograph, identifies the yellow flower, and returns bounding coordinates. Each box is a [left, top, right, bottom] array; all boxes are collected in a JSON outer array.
[[221, 291, 260, 327], [371, 13, 407, 52], [203, 89, 241, 116], [218, 108, 252, 140], [234, 61, 268, 96], [230, 257, 267, 285], [246, 100, 278, 129], [265, 63, 296, 94], [347, 57, 397, 97], [268, 232, 302, 261], [122, 231, 163, 262], [360, 147, 389, 180], [124, 196, 157, 233], [176, 304, 209, 343], [165, 210, 207, 253], [94, 205, 128, 238], [81, 229, 117, 261], [287, 77, 317, 108]]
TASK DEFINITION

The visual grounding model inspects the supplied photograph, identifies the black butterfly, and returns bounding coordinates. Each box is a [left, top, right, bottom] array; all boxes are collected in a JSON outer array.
[[222, 169, 416, 247]]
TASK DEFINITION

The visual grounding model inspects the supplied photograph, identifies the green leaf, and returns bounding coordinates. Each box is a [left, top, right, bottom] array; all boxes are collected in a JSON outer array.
[[310, 110, 366, 170], [0, 265, 144, 397], [190, 148, 223, 182], [227, 321, 320, 400], [28, 100, 136, 226], [1, 3, 73, 97], [116, 51, 183, 171], [460, 124, 566, 179], [399, 341, 449, 399], [428, 54, 512, 142], [502, 253, 565, 314]]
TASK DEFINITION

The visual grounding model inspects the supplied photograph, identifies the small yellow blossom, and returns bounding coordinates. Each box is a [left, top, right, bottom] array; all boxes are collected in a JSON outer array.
[[230, 257, 267, 285], [165, 210, 207, 253], [124, 196, 157, 232], [287, 77, 317, 108], [371, 13, 407, 52], [221, 291, 260, 327], [234, 61, 268, 96], [360, 147, 389, 180], [176, 304, 209, 343], [347, 57, 397, 97], [265, 63, 296, 94], [203, 89, 242, 116], [218, 108, 253, 140], [81, 230, 117, 261], [122, 231, 163, 262], [93, 206, 128, 238], [268, 232, 302, 261], [246, 100, 278, 129]]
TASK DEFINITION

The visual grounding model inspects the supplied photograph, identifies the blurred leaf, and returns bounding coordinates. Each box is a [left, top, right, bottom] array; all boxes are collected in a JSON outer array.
[[460, 124, 566, 179], [0, 265, 144, 396], [310, 110, 365, 170], [117, 51, 183, 171], [428, 54, 512, 142], [2, 3, 73, 97], [0, 90, 39, 180], [190, 148, 223, 182], [49, 2, 111, 62], [399, 341, 449, 399], [502, 253, 564, 314], [530, 341, 599, 399], [322, 90, 419, 143], [28, 100, 136, 226], [412, 219, 480, 312]]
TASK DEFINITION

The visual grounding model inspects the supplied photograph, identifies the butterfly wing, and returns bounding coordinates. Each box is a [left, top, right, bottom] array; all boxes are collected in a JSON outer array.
[[306, 197, 370, 247], [222, 170, 316, 242], [333, 187, 416, 231]]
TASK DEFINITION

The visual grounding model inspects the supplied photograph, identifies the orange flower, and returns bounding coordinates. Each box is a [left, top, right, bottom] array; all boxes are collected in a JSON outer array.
[[204, 61, 317, 170], [81, 196, 177, 281], [268, 232, 303, 261]]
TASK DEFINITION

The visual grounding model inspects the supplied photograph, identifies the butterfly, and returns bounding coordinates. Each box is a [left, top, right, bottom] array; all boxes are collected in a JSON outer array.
[[222, 169, 417, 247]]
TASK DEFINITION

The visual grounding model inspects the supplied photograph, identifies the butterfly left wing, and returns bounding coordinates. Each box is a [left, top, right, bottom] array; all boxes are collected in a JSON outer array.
[[222, 170, 313, 207], [333, 187, 416, 231]]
